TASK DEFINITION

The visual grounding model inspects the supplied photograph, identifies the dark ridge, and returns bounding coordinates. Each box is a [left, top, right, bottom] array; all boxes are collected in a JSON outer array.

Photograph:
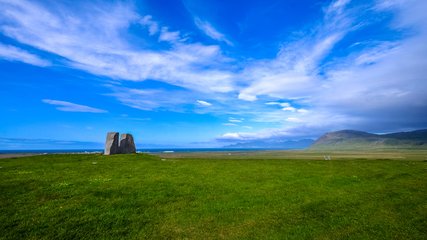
[[311, 129, 427, 150]]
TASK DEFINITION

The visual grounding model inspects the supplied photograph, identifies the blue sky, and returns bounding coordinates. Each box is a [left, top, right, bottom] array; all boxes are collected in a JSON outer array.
[[0, 0, 427, 149]]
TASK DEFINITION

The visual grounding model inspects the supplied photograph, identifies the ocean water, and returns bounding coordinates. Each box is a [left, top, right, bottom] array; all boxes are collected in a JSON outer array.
[[0, 149, 104, 154], [0, 148, 280, 154]]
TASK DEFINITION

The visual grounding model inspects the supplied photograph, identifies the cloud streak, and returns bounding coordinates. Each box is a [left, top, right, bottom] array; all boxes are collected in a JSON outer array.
[[194, 17, 233, 45], [0, 43, 49, 66], [196, 100, 212, 107], [42, 99, 107, 113], [0, 0, 235, 93]]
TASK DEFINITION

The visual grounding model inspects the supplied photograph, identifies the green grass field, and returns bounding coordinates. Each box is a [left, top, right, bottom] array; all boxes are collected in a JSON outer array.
[[1, 151, 426, 239]]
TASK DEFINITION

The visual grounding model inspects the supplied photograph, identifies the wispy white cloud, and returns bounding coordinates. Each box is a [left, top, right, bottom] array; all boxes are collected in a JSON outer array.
[[265, 102, 292, 108], [238, 0, 352, 102], [286, 117, 302, 123], [265, 102, 281, 105], [223, 123, 237, 126], [158, 27, 181, 43], [228, 118, 242, 123], [0, 0, 235, 93], [265, 102, 301, 112], [0, 43, 49, 66], [194, 17, 233, 45], [297, 109, 309, 113], [326, 0, 351, 15], [140, 15, 159, 35], [217, 110, 358, 141], [42, 99, 107, 113], [219, 132, 242, 140], [282, 107, 296, 112], [222, 117, 243, 127], [107, 85, 195, 111], [196, 100, 212, 107]]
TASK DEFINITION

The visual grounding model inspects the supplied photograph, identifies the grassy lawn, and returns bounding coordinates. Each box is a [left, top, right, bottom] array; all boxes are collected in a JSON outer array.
[[0, 152, 426, 239]]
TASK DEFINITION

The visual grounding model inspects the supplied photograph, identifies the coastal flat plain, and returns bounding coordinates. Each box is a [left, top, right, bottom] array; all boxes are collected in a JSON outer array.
[[0, 150, 426, 239]]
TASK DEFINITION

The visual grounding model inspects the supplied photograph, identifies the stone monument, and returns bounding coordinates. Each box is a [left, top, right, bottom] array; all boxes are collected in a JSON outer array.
[[104, 132, 120, 155], [119, 133, 136, 154], [104, 132, 136, 155]]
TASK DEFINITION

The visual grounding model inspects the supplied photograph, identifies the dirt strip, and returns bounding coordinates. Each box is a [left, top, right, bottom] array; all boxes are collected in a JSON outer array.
[[0, 153, 41, 159]]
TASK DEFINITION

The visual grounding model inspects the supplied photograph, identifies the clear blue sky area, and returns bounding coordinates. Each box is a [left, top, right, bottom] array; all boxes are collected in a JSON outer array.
[[0, 0, 426, 149]]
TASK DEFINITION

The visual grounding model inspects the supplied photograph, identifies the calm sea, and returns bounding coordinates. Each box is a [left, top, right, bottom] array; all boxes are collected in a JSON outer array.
[[0, 148, 280, 154]]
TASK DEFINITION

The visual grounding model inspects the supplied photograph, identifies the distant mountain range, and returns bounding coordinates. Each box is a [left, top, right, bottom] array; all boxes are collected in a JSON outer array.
[[310, 129, 427, 150], [223, 129, 427, 150], [224, 139, 314, 149]]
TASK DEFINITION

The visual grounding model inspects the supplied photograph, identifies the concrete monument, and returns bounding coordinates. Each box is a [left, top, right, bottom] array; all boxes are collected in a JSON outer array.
[[119, 133, 136, 154], [104, 132, 136, 155], [104, 132, 120, 155]]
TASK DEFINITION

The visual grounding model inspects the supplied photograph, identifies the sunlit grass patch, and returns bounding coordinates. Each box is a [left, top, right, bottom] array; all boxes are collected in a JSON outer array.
[[0, 152, 426, 239], [89, 177, 112, 183]]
